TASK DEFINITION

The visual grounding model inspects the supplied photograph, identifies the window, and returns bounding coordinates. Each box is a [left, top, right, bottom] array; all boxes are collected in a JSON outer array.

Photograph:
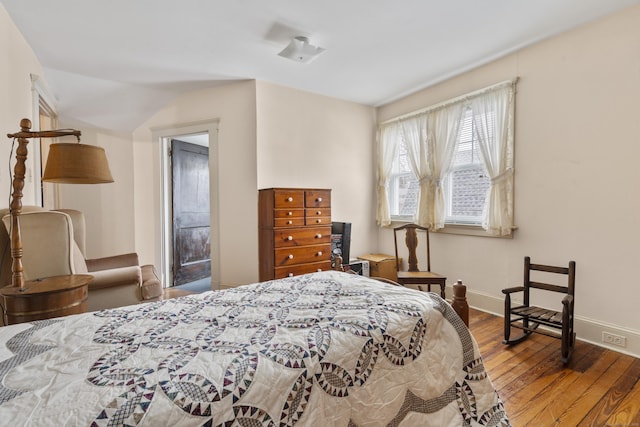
[[388, 141, 419, 219], [444, 108, 492, 225], [387, 107, 492, 225], [377, 79, 516, 236]]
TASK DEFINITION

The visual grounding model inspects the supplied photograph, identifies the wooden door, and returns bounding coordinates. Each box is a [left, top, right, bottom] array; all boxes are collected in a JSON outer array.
[[171, 139, 211, 285]]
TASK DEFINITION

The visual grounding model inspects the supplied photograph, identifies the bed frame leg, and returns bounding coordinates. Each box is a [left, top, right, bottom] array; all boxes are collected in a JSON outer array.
[[451, 280, 469, 327]]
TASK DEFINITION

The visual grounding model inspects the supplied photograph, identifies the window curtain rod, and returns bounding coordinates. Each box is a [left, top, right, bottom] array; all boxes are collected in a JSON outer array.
[[379, 77, 519, 126]]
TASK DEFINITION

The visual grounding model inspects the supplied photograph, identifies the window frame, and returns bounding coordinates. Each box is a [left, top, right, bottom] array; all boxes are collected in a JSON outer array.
[[387, 108, 492, 228]]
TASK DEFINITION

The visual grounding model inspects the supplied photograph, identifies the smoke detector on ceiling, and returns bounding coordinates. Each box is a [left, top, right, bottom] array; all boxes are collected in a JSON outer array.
[[278, 36, 326, 64]]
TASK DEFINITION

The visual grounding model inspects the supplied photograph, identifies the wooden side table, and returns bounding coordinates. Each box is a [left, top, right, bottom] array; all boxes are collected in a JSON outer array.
[[0, 274, 92, 325]]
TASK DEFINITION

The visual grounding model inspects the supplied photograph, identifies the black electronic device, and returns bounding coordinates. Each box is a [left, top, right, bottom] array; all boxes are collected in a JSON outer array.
[[330, 222, 351, 268]]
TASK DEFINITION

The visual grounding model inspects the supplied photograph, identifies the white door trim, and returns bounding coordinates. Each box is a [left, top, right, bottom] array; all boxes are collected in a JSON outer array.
[[151, 119, 220, 290]]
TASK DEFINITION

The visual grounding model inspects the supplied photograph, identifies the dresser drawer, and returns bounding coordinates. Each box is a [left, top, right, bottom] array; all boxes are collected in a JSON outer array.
[[275, 244, 331, 266], [305, 215, 331, 226], [274, 261, 333, 279], [272, 208, 305, 227], [273, 189, 305, 209], [305, 190, 331, 208], [273, 226, 331, 248], [274, 217, 305, 227], [274, 208, 305, 219]]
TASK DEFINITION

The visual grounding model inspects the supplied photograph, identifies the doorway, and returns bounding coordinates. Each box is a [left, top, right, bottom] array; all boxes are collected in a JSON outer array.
[[154, 120, 220, 290]]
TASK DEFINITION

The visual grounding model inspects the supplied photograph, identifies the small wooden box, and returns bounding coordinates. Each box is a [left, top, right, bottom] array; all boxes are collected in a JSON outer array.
[[357, 254, 401, 281]]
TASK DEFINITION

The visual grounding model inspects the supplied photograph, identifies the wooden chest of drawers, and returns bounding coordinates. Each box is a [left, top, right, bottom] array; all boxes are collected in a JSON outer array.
[[259, 188, 332, 281]]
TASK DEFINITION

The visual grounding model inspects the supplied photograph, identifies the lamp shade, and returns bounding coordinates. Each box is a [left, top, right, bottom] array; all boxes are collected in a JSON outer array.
[[42, 143, 114, 184]]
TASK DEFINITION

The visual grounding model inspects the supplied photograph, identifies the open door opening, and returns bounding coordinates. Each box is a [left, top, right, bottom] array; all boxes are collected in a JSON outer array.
[[155, 120, 220, 292], [170, 137, 210, 286]]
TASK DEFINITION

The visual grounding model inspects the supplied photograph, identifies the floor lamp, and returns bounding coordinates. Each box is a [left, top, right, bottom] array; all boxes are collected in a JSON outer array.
[[6, 118, 113, 290]]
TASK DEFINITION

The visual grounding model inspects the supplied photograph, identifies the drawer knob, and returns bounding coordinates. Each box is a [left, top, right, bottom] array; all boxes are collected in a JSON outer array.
[[287, 236, 293, 241], [316, 219, 322, 223], [316, 211, 322, 215], [317, 251, 323, 256], [287, 220, 293, 225], [288, 254, 294, 259], [288, 273, 294, 277], [317, 268, 322, 272], [316, 234, 322, 239], [287, 211, 293, 216], [287, 197, 293, 202], [316, 197, 323, 202]]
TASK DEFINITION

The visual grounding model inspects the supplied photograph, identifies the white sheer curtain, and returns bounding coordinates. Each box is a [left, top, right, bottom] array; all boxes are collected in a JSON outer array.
[[376, 124, 400, 226], [398, 115, 429, 225], [425, 103, 465, 229], [470, 83, 515, 236], [381, 103, 464, 229], [379, 79, 517, 233]]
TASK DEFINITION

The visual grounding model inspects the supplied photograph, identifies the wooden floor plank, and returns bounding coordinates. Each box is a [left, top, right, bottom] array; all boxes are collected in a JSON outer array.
[[515, 346, 616, 426], [605, 379, 640, 426], [555, 354, 636, 427], [577, 358, 640, 426], [468, 308, 640, 427]]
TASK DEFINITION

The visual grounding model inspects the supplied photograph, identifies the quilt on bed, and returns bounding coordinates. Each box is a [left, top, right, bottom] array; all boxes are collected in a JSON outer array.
[[0, 271, 509, 426]]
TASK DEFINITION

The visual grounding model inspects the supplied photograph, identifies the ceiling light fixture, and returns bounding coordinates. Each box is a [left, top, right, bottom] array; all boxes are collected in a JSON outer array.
[[278, 36, 326, 64]]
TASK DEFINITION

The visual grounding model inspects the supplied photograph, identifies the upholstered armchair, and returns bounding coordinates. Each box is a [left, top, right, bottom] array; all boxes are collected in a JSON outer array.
[[0, 208, 162, 317]]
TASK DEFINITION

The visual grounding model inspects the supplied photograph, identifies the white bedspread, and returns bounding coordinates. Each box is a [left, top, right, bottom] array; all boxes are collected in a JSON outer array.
[[0, 271, 509, 426]]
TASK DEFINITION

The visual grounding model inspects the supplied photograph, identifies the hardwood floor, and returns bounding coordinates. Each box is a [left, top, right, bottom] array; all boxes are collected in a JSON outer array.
[[470, 308, 640, 426]]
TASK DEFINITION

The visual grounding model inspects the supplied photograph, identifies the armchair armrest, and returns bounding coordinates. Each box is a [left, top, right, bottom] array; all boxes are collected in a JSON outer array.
[[502, 286, 525, 294], [140, 265, 163, 301], [88, 265, 142, 290], [562, 294, 574, 308], [85, 253, 139, 272]]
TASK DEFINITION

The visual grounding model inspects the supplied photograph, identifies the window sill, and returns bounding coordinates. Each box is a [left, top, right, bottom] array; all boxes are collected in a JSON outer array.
[[435, 223, 514, 239], [389, 220, 515, 239]]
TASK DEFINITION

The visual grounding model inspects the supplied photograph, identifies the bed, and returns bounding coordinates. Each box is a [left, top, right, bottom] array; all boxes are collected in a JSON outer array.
[[0, 271, 509, 426]]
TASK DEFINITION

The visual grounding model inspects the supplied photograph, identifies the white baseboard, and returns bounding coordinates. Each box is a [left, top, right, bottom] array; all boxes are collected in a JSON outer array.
[[457, 287, 640, 359]]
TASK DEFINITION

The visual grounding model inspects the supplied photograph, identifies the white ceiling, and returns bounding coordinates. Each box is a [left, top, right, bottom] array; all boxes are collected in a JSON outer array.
[[3, 0, 639, 132]]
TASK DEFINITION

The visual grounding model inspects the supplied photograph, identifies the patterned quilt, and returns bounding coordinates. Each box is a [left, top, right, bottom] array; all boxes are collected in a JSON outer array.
[[0, 271, 509, 426]]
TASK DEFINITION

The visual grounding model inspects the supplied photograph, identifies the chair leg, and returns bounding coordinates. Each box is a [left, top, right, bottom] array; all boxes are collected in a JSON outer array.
[[561, 333, 573, 364], [503, 295, 511, 343], [502, 297, 532, 344], [503, 328, 533, 345], [503, 295, 535, 345], [561, 310, 574, 364]]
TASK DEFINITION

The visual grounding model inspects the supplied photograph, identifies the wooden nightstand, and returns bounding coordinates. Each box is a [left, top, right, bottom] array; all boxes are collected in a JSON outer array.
[[0, 274, 92, 325]]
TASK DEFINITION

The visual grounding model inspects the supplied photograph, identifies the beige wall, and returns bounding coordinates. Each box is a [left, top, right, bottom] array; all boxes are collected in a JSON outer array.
[[377, 5, 640, 351], [255, 81, 378, 261], [56, 127, 136, 258], [132, 80, 378, 287], [0, 4, 47, 208]]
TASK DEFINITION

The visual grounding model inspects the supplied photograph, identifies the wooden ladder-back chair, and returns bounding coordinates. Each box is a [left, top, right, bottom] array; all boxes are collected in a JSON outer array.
[[393, 224, 446, 298], [502, 256, 577, 364]]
